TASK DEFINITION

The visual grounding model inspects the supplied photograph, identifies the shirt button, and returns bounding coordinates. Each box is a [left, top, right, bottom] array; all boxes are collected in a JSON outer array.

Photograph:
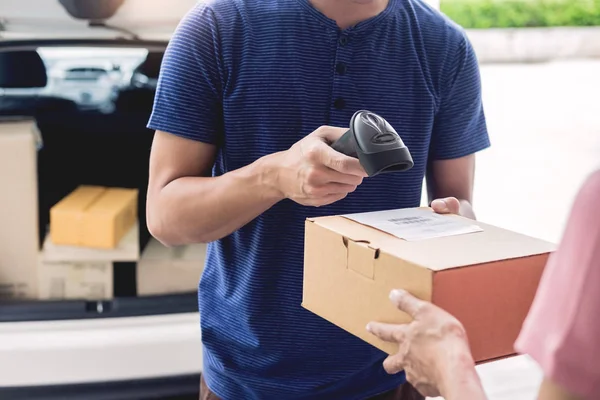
[[336, 62, 347, 75], [338, 35, 348, 46], [334, 98, 346, 110]]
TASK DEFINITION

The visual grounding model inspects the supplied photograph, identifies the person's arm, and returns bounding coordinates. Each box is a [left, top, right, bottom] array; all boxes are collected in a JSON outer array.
[[146, 4, 269, 246], [146, 132, 283, 246], [145, 4, 366, 246], [366, 289, 487, 400], [147, 127, 365, 246], [427, 32, 490, 220], [514, 170, 600, 400]]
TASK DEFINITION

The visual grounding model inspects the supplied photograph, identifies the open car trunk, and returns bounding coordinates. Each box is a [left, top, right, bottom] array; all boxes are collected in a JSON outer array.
[[0, 0, 203, 393]]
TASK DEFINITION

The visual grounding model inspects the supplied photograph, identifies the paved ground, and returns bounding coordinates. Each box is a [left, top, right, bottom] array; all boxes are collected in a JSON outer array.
[[428, 59, 600, 399]]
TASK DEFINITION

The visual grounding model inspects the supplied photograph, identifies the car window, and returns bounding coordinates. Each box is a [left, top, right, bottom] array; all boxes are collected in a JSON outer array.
[[0, 47, 149, 112]]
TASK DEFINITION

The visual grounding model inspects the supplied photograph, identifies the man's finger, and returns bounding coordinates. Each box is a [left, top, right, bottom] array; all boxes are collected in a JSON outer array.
[[308, 141, 367, 177], [312, 126, 348, 143], [431, 197, 460, 214], [323, 148, 368, 177], [366, 321, 407, 343], [389, 289, 427, 318], [320, 182, 358, 195], [383, 355, 405, 375], [323, 168, 364, 186]]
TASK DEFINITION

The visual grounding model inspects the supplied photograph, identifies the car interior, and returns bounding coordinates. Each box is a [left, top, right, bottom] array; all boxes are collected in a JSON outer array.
[[0, 0, 208, 397], [2, 43, 158, 293], [0, 40, 200, 398]]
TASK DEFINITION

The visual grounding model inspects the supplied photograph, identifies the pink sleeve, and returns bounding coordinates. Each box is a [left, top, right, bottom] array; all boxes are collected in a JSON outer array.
[[514, 170, 600, 400]]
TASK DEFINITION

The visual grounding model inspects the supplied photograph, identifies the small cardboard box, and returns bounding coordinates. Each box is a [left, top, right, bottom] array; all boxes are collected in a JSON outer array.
[[302, 207, 556, 363], [38, 259, 113, 300], [42, 222, 140, 262], [50, 185, 138, 249], [137, 238, 206, 296], [0, 119, 40, 299], [37, 223, 138, 301]]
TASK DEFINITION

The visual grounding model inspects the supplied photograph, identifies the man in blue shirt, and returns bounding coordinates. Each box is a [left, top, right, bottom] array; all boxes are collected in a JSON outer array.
[[146, 0, 490, 399]]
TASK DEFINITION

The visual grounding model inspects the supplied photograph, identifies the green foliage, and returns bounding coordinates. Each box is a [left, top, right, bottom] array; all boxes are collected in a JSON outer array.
[[440, 0, 600, 29]]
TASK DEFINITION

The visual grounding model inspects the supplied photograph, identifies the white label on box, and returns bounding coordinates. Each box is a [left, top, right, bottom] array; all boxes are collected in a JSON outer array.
[[343, 208, 483, 241]]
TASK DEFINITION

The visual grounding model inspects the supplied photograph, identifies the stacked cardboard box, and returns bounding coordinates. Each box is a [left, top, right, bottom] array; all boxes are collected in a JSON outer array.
[[0, 119, 40, 299], [0, 120, 201, 301], [137, 238, 206, 296], [38, 185, 140, 300]]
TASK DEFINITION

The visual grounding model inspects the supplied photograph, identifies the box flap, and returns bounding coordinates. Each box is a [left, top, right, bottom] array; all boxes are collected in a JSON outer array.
[[345, 239, 377, 279], [310, 210, 556, 271]]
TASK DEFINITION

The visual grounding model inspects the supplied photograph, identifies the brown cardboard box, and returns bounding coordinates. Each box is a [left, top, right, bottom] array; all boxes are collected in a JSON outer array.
[[50, 185, 138, 249], [37, 223, 139, 300], [38, 259, 113, 300], [137, 238, 206, 296], [0, 119, 40, 299], [302, 207, 556, 363], [42, 222, 140, 262]]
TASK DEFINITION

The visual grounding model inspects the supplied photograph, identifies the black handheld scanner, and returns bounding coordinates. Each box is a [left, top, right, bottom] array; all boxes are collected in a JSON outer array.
[[330, 110, 414, 177]]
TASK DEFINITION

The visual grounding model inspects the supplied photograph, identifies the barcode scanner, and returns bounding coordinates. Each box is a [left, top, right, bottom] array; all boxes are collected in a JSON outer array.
[[330, 110, 414, 177]]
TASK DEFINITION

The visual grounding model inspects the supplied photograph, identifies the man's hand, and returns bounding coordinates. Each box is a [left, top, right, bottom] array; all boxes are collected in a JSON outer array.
[[272, 126, 368, 207], [366, 290, 481, 399]]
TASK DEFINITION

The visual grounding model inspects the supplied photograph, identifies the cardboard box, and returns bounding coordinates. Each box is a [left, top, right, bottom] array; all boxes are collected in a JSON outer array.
[[42, 222, 140, 262], [0, 119, 40, 299], [50, 185, 138, 249], [38, 259, 113, 300], [302, 207, 556, 363], [137, 238, 206, 296], [37, 223, 138, 301]]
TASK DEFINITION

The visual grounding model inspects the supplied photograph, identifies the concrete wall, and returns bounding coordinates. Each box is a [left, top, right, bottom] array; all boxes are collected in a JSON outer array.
[[466, 27, 600, 64]]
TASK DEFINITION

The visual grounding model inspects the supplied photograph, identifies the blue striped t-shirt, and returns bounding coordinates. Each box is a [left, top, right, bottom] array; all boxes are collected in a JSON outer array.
[[148, 0, 490, 398]]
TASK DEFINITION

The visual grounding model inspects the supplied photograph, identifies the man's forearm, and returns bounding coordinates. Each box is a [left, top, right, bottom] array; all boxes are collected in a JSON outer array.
[[150, 153, 284, 246]]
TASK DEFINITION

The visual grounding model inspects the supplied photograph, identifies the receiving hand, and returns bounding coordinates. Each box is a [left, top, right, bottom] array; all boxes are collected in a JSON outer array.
[[366, 289, 475, 398], [274, 126, 368, 207]]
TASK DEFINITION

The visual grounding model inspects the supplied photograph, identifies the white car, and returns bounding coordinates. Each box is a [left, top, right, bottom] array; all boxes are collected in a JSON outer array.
[[0, 1, 204, 399]]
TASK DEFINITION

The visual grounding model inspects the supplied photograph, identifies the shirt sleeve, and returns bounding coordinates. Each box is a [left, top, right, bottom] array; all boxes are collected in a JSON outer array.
[[147, 4, 224, 144], [514, 170, 600, 400], [429, 34, 490, 160]]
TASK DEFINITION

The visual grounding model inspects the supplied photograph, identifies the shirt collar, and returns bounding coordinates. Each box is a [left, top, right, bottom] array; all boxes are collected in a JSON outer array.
[[294, 0, 397, 35]]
